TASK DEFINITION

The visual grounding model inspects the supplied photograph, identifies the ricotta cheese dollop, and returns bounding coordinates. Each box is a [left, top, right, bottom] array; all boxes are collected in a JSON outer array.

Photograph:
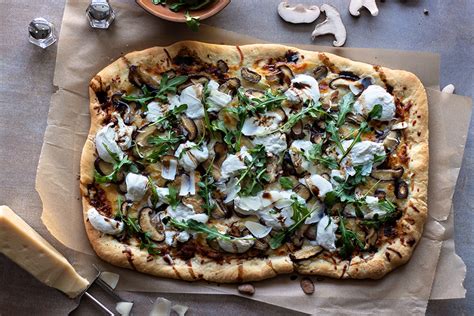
[[95, 124, 124, 163], [316, 215, 338, 251], [284, 74, 320, 104], [353, 85, 395, 121], [125, 173, 148, 202]]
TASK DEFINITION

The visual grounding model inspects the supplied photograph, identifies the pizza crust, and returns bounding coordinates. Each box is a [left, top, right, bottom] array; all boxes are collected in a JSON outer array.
[[80, 41, 428, 282]]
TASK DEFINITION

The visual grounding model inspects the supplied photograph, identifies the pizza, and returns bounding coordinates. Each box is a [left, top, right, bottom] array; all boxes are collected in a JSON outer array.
[[81, 41, 428, 282]]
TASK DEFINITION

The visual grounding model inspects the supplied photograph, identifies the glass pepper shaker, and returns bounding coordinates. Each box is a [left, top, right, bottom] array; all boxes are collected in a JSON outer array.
[[86, 0, 115, 29], [28, 17, 57, 49]]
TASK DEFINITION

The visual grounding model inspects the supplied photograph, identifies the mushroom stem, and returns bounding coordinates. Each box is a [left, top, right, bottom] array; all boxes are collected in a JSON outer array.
[[311, 4, 347, 47]]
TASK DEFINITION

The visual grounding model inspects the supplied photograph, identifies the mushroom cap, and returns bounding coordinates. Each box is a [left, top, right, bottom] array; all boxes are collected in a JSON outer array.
[[278, 1, 321, 24], [311, 4, 347, 47]]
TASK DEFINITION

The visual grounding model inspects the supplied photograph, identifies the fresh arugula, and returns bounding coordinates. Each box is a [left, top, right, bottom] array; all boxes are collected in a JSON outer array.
[[170, 218, 253, 241], [360, 199, 399, 229], [338, 121, 369, 164], [279, 176, 295, 190], [326, 120, 345, 154], [152, 103, 188, 129], [115, 196, 161, 255], [337, 211, 365, 259], [122, 74, 188, 109], [167, 186, 180, 210], [236, 145, 270, 196], [147, 130, 184, 146], [148, 176, 160, 206], [269, 196, 315, 249], [94, 144, 134, 184], [210, 120, 236, 148], [367, 104, 383, 121], [278, 100, 326, 133], [336, 93, 355, 127], [197, 158, 216, 215], [185, 11, 200, 32], [305, 142, 339, 170], [224, 104, 248, 152], [237, 88, 286, 115]]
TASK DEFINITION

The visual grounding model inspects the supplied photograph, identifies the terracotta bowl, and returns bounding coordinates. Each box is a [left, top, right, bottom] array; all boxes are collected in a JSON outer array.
[[136, 0, 231, 22]]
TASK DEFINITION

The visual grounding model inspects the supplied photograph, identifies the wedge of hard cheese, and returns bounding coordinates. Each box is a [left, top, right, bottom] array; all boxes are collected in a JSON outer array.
[[0, 205, 89, 298]]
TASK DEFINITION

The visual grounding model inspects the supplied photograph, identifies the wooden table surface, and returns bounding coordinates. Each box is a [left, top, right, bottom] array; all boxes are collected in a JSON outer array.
[[1, 0, 473, 315]]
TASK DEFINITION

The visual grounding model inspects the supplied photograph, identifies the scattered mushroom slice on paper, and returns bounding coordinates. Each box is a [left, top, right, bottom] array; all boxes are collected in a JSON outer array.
[[441, 84, 455, 94], [149, 297, 171, 316], [116, 302, 134, 316], [349, 0, 379, 17], [278, 1, 321, 24], [99, 271, 120, 289], [172, 304, 189, 316], [311, 4, 347, 47]]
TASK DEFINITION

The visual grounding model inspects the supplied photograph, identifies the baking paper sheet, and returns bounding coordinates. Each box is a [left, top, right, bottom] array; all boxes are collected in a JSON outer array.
[[35, 0, 469, 314]]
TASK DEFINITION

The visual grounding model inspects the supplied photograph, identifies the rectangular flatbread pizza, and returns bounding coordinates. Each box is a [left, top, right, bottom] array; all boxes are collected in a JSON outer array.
[[81, 41, 428, 282]]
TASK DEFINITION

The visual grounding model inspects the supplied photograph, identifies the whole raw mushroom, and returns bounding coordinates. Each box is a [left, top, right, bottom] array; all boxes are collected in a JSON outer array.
[[311, 4, 347, 47], [278, 1, 321, 24]]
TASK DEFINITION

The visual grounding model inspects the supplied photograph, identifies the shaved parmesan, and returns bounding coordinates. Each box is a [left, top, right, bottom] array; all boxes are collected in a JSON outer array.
[[116, 302, 133, 316], [171, 304, 189, 316], [149, 297, 171, 316], [180, 85, 204, 119], [241, 111, 283, 136], [95, 124, 124, 163], [244, 221, 272, 238], [161, 158, 178, 180], [87, 208, 124, 235], [99, 271, 120, 289]]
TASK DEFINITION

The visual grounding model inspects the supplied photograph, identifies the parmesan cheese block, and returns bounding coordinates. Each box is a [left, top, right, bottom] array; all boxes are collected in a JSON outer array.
[[0, 205, 89, 298]]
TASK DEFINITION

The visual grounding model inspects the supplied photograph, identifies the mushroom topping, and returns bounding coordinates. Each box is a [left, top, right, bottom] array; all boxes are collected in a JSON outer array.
[[349, 0, 379, 17], [290, 245, 323, 260], [284, 74, 320, 104], [87, 207, 124, 235], [241, 67, 262, 83], [114, 113, 135, 150], [253, 239, 269, 251], [125, 173, 148, 202], [290, 120, 305, 139], [383, 130, 400, 153], [311, 4, 347, 47], [139, 207, 165, 242], [94, 158, 114, 177], [161, 155, 178, 180], [277, 2, 321, 24], [312, 66, 328, 81], [217, 235, 255, 254], [293, 183, 311, 201], [395, 180, 409, 199], [216, 59, 229, 73], [180, 116, 198, 141], [95, 123, 125, 163], [244, 221, 272, 238], [135, 124, 156, 147], [211, 201, 231, 219], [218, 78, 241, 96], [371, 167, 404, 181], [349, 77, 373, 96], [266, 65, 295, 91], [353, 85, 396, 122]]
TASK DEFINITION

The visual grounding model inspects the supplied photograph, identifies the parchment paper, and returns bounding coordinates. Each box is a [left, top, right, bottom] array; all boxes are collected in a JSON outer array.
[[35, 0, 469, 314]]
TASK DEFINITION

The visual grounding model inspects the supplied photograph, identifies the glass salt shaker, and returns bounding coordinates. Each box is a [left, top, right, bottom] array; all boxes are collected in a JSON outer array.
[[28, 18, 57, 49], [86, 0, 115, 29]]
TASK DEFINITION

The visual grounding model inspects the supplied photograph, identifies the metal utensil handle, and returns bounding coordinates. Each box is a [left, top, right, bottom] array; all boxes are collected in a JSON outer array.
[[84, 291, 115, 316]]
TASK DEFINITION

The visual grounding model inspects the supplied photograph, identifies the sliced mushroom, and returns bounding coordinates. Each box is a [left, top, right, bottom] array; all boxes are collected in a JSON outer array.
[[395, 180, 409, 199], [241, 67, 262, 84], [290, 245, 323, 261], [303, 225, 316, 240], [128, 65, 144, 88], [120, 201, 130, 217], [181, 116, 198, 141], [253, 239, 269, 251], [244, 89, 265, 99], [349, 0, 379, 17], [313, 65, 329, 81], [290, 120, 305, 139], [349, 77, 373, 96], [282, 151, 297, 176], [135, 124, 157, 147], [213, 142, 228, 166], [218, 77, 241, 96], [374, 189, 386, 200], [111, 92, 130, 115], [311, 4, 347, 47], [207, 238, 221, 252], [346, 113, 365, 125], [94, 158, 114, 176], [293, 183, 312, 201], [365, 227, 378, 246], [139, 207, 165, 242], [216, 60, 229, 74], [265, 156, 280, 183], [370, 167, 404, 181], [211, 201, 231, 219], [278, 2, 321, 24], [383, 130, 400, 153], [194, 118, 206, 140]]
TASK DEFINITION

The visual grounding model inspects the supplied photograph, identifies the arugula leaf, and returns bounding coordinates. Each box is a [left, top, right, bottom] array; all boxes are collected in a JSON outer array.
[[147, 130, 184, 146], [185, 11, 200, 32], [197, 158, 216, 215], [305, 142, 339, 169], [367, 104, 383, 121], [279, 177, 294, 190], [360, 199, 399, 229], [338, 214, 365, 259], [167, 186, 179, 210], [237, 88, 286, 115], [152, 103, 188, 128], [210, 120, 236, 147], [94, 144, 134, 184], [148, 176, 160, 206], [269, 196, 315, 249], [170, 219, 253, 241], [336, 93, 355, 127], [236, 145, 270, 196], [326, 121, 345, 154], [338, 121, 369, 164], [278, 100, 326, 133]]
